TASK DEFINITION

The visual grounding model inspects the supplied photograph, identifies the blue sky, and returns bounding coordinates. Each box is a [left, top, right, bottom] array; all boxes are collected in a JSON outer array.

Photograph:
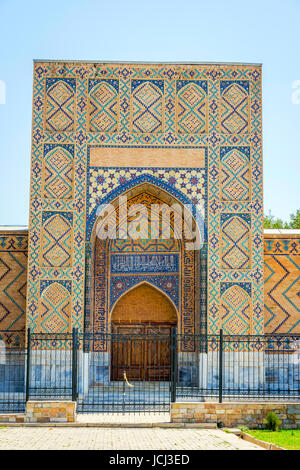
[[0, 0, 299, 225]]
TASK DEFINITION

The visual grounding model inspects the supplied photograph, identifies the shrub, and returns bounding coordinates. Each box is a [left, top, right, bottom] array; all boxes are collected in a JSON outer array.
[[264, 412, 281, 431]]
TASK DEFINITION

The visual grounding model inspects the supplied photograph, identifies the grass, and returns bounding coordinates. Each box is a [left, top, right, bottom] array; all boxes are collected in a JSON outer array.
[[245, 429, 300, 450]]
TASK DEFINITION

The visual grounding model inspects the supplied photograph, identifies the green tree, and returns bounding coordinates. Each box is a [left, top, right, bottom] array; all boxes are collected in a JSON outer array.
[[288, 209, 300, 229], [264, 209, 300, 229], [264, 211, 286, 229]]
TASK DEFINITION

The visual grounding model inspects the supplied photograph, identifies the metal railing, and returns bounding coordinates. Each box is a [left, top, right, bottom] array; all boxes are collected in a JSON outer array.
[[176, 331, 300, 402], [0, 343, 26, 413], [0, 329, 299, 413]]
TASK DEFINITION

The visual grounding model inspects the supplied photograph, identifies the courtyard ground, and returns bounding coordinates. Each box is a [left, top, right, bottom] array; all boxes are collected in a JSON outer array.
[[0, 426, 263, 450]]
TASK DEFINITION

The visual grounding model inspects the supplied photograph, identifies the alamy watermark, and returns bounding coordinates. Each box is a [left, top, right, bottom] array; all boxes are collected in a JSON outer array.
[[0, 80, 6, 104], [292, 80, 300, 104], [95, 196, 205, 251]]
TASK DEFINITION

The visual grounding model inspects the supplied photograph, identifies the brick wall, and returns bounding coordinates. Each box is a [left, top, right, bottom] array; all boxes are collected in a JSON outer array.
[[171, 402, 300, 429], [264, 231, 300, 333], [0, 229, 28, 348]]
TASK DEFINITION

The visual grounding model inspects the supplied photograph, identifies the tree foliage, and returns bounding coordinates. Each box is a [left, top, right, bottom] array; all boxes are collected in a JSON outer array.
[[264, 209, 300, 229]]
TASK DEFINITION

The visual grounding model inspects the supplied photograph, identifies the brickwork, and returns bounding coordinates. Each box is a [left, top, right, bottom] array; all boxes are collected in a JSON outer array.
[[25, 401, 76, 423], [0, 414, 25, 423], [264, 231, 300, 333], [0, 229, 28, 347], [171, 402, 300, 429]]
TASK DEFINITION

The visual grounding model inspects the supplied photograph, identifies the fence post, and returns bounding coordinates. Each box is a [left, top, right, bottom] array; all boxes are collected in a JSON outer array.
[[72, 328, 78, 401], [219, 329, 223, 403], [25, 328, 31, 402], [170, 327, 177, 403]]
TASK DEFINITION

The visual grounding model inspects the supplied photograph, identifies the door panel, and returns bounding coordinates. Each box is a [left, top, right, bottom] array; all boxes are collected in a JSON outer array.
[[111, 324, 172, 381]]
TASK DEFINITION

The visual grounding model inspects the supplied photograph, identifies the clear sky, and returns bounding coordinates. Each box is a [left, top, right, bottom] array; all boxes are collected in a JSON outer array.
[[0, 0, 299, 226]]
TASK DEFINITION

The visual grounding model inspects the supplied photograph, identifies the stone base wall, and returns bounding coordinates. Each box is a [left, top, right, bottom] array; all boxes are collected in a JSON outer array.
[[171, 402, 300, 429], [25, 401, 76, 423], [0, 414, 25, 423]]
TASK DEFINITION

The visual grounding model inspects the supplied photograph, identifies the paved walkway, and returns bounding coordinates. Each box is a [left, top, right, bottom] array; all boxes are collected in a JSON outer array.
[[0, 427, 263, 450], [77, 413, 170, 423]]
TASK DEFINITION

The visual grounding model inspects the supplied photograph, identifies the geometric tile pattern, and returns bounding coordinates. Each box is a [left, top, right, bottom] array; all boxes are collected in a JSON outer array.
[[87, 166, 206, 219], [176, 81, 207, 134], [26, 61, 263, 336], [38, 282, 71, 332], [45, 78, 76, 132], [41, 213, 72, 267], [131, 80, 163, 133], [221, 213, 251, 270], [264, 235, 300, 333], [220, 81, 249, 134], [88, 79, 119, 133], [0, 232, 27, 347], [220, 282, 251, 334], [43, 145, 74, 199], [220, 147, 250, 201]]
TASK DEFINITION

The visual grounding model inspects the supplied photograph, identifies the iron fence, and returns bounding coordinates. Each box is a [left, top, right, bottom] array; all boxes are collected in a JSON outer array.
[[0, 344, 26, 413], [0, 329, 300, 414], [76, 330, 172, 413], [176, 332, 300, 402]]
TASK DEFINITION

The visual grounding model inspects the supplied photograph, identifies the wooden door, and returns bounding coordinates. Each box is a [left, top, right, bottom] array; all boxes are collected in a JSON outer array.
[[111, 325, 145, 381], [110, 284, 177, 381], [111, 323, 172, 381]]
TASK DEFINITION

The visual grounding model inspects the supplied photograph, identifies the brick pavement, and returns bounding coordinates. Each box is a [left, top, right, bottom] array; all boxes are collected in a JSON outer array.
[[0, 427, 263, 450]]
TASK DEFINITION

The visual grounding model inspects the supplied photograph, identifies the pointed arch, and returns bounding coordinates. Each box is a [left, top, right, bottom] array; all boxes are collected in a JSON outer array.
[[87, 175, 206, 243], [110, 281, 178, 325]]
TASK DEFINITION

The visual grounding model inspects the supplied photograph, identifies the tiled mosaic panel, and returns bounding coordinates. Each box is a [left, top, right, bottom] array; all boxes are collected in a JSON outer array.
[[45, 78, 76, 132], [27, 62, 263, 335], [220, 147, 250, 201], [38, 281, 71, 333], [131, 80, 164, 133], [0, 233, 28, 347], [176, 80, 207, 134], [41, 212, 73, 267], [43, 144, 74, 199], [220, 282, 252, 334], [220, 213, 251, 270], [220, 81, 249, 134], [264, 235, 300, 333], [88, 79, 119, 133]]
